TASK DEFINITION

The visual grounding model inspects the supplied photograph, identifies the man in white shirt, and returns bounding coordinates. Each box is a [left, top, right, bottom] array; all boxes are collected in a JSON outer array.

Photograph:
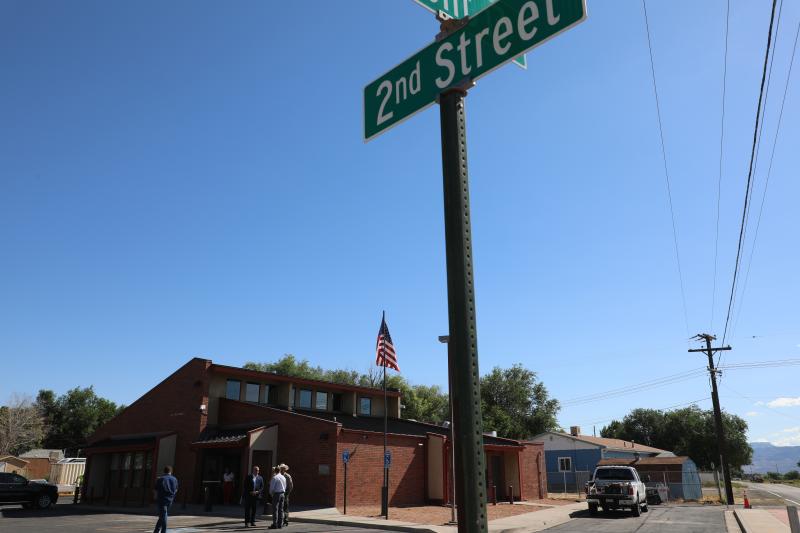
[[268, 466, 287, 529]]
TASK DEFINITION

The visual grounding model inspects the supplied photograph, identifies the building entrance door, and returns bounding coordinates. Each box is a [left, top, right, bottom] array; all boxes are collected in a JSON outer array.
[[491, 454, 505, 499], [252, 450, 273, 473], [201, 450, 241, 504]]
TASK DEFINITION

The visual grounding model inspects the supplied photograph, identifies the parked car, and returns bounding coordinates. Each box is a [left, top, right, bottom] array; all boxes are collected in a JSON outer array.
[[586, 466, 648, 516], [0, 472, 59, 509]]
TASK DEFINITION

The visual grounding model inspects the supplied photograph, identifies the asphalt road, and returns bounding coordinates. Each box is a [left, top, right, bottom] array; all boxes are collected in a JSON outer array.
[[0, 506, 387, 533], [541, 505, 727, 532], [741, 481, 800, 506]]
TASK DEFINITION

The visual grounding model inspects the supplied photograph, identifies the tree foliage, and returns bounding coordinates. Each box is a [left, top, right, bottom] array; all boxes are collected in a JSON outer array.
[[0, 395, 44, 456], [601, 405, 753, 470], [36, 387, 123, 457], [480, 365, 560, 440]]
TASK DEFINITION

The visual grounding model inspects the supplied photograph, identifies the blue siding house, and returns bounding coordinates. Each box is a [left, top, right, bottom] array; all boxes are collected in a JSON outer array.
[[531, 427, 673, 492]]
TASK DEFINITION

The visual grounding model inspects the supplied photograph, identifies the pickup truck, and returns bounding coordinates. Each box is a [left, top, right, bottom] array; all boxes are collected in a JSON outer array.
[[0, 472, 59, 509], [585, 466, 648, 516]]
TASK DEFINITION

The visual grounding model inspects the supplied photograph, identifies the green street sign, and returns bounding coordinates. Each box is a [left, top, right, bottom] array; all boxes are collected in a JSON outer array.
[[414, 0, 470, 19], [413, 0, 527, 68], [364, 0, 586, 141]]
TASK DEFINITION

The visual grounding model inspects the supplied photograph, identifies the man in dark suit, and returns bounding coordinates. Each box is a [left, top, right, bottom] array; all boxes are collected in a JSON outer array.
[[243, 465, 264, 528], [153, 466, 178, 533]]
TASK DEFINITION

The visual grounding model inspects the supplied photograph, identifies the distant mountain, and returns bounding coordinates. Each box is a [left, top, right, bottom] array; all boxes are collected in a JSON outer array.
[[746, 442, 800, 474]]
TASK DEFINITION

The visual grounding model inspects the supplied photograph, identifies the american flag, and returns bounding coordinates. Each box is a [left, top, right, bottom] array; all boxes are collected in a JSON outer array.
[[375, 314, 399, 372]]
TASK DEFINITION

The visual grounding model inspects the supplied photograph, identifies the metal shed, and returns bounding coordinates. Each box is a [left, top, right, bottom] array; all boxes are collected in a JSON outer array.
[[50, 457, 86, 486]]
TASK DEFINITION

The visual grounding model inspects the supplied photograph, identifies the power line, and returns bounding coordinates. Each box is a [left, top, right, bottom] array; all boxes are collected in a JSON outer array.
[[560, 358, 800, 408], [711, 0, 731, 332], [721, 358, 800, 370], [731, 19, 799, 338], [726, 0, 785, 345], [641, 0, 691, 339], [721, 383, 800, 424], [561, 368, 709, 407], [576, 397, 711, 429], [721, 0, 779, 345]]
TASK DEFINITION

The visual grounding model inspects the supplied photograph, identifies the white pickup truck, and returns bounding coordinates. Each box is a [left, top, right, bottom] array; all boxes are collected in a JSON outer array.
[[585, 466, 648, 516]]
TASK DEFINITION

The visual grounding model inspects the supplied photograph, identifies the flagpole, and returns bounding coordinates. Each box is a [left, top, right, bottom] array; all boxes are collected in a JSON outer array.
[[381, 311, 389, 519]]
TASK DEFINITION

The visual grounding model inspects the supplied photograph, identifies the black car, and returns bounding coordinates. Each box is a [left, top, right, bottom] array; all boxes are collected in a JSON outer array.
[[0, 472, 58, 509]]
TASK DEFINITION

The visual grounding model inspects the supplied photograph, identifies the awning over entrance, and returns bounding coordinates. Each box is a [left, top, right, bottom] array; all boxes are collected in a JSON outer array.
[[191, 425, 270, 449], [83, 433, 167, 455]]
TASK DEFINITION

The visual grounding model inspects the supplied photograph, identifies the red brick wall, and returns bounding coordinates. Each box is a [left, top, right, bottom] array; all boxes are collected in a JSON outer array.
[[217, 399, 339, 506], [335, 429, 426, 509], [520, 442, 547, 500], [86, 358, 212, 500]]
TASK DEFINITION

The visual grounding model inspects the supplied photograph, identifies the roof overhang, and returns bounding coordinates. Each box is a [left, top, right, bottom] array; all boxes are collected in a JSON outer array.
[[191, 425, 271, 449]]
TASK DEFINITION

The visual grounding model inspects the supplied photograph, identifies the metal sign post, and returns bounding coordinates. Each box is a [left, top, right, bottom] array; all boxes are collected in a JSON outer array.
[[382, 451, 392, 518], [439, 74, 487, 532], [342, 450, 350, 514]]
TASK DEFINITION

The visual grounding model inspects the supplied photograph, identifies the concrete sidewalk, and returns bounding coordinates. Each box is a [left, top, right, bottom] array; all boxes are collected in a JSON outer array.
[[733, 508, 791, 533], [71, 500, 585, 532], [291, 502, 586, 533]]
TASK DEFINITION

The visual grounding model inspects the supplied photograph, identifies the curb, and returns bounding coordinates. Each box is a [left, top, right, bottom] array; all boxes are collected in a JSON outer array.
[[733, 509, 748, 533], [292, 516, 438, 533]]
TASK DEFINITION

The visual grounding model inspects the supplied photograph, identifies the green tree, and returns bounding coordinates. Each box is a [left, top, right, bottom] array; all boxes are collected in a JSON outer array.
[[480, 364, 560, 440], [322, 369, 361, 386], [402, 384, 449, 424], [784, 470, 800, 480], [36, 387, 123, 456], [601, 405, 753, 470], [243, 354, 325, 380], [600, 408, 665, 447]]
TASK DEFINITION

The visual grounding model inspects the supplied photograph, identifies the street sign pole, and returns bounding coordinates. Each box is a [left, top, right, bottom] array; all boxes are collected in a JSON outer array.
[[438, 42, 487, 531]]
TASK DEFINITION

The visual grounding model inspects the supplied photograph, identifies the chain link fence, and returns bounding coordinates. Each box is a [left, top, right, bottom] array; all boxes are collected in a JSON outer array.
[[547, 468, 714, 502]]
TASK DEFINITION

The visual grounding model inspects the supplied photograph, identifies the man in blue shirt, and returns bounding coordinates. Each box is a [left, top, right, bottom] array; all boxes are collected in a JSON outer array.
[[153, 466, 178, 533]]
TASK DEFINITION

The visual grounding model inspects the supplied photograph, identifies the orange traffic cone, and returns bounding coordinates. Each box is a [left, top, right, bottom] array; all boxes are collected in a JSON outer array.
[[743, 491, 751, 509]]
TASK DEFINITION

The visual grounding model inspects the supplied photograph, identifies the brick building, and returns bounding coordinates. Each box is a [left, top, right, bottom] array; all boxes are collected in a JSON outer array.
[[83, 358, 546, 507]]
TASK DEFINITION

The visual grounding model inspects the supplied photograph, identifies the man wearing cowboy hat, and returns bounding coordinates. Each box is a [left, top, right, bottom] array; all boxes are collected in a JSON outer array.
[[279, 464, 293, 527]]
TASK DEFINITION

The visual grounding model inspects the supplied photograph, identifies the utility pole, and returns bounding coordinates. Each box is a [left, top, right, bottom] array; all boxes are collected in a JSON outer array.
[[689, 333, 733, 504]]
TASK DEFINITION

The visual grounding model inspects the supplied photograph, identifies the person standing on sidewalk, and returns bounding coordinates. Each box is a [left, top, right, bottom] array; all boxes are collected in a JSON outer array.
[[268, 466, 286, 529], [279, 464, 293, 526], [152, 466, 178, 533], [222, 467, 235, 505], [243, 465, 264, 528]]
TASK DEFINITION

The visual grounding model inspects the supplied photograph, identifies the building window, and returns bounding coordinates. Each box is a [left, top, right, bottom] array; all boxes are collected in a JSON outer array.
[[332, 393, 343, 412], [260, 385, 270, 404], [132, 452, 144, 488], [226, 380, 241, 400], [144, 452, 153, 488], [558, 457, 572, 472], [122, 452, 133, 487], [299, 389, 312, 409], [315, 392, 328, 411], [245, 383, 260, 403], [359, 397, 372, 415]]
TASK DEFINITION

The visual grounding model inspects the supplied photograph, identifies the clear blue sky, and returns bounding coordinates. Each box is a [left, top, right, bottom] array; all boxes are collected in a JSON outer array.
[[2, 0, 799, 447]]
